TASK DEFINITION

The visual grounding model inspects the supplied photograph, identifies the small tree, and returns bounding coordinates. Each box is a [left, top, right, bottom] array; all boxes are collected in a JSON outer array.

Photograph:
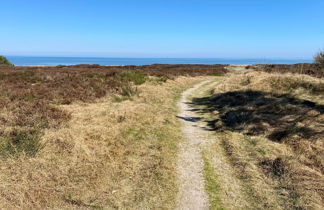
[[0, 56, 13, 66], [314, 50, 324, 66]]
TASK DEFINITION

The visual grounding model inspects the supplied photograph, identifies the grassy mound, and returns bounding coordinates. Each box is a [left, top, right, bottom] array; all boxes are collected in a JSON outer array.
[[195, 71, 324, 209]]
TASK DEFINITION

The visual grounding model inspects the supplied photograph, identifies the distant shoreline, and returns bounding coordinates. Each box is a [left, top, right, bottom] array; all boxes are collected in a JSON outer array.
[[6, 56, 313, 66], [17, 63, 316, 67]]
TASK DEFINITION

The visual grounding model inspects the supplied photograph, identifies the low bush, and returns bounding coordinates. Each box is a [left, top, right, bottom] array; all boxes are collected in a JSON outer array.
[[256, 63, 324, 78], [314, 50, 324, 66]]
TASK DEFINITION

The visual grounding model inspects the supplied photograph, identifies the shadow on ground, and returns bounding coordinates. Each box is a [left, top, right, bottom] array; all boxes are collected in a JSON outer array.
[[176, 116, 202, 122], [188, 90, 324, 143]]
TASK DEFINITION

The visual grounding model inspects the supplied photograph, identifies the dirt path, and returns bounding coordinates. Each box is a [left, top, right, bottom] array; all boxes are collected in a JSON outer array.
[[176, 80, 219, 210]]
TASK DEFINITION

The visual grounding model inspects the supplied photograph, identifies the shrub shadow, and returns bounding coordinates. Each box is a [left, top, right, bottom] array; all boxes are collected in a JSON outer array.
[[190, 90, 324, 143]]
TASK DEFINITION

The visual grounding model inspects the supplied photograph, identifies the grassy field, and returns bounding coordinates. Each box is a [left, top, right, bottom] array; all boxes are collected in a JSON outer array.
[[197, 69, 324, 209], [0, 64, 227, 158], [0, 64, 226, 209], [0, 63, 323, 209]]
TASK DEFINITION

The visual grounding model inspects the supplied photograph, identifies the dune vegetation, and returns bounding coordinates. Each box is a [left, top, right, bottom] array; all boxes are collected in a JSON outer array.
[[0, 63, 323, 209], [196, 69, 324, 209], [251, 63, 324, 78], [0, 64, 227, 209]]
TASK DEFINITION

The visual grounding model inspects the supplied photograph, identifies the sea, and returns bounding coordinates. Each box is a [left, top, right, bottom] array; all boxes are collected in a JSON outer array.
[[6, 56, 312, 66]]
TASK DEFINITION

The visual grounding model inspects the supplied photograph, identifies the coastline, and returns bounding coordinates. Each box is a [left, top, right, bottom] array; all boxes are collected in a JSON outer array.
[[5, 56, 313, 66]]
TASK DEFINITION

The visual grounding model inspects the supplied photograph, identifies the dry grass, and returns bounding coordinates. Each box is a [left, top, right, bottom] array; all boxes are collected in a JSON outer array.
[[0, 64, 227, 208], [193, 71, 324, 209], [0, 65, 228, 158], [0, 73, 210, 209], [0, 69, 144, 159]]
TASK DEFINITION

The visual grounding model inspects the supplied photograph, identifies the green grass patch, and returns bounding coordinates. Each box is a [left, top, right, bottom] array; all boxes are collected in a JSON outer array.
[[0, 129, 42, 158], [122, 128, 143, 140], [117, 71, 148, 85], [212, 71, 227, 77], [203, 152, 225, 210], [148, 76, 168, 84], [113, 71, 149, 102]]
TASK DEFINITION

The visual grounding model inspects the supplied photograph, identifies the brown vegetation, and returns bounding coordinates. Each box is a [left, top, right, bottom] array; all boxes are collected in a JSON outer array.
[[0, 64, 228, 77], [0, 64, 227, 158], [250, 63, 324, 78]]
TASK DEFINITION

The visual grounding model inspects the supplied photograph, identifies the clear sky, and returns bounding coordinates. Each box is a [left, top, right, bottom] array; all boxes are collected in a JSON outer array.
[[1, 0, 323, 58]]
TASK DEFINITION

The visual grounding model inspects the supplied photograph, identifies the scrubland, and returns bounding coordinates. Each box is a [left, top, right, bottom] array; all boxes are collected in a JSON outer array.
[[0, 64, 226, 209], [251, 63, 324, 78], [1, 63, 323, 209], [197, 68, 324, 209]]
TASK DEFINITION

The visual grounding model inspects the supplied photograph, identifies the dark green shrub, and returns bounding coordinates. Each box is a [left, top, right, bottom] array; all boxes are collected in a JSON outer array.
[[0, 56, 14, 66]]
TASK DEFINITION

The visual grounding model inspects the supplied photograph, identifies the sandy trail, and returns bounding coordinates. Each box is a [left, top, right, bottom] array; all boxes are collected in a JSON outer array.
[[176, 80, 218, 210]]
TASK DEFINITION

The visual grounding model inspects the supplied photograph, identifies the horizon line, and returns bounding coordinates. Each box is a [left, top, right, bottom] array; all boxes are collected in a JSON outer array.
[[4, 55, 313, 60]]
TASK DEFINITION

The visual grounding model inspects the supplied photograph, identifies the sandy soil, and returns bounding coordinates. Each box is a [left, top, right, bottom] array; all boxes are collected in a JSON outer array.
[[176, 80, 218, 210]]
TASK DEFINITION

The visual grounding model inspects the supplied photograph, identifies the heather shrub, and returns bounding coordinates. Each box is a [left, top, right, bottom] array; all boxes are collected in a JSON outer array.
[[0, 64, 228, 157]]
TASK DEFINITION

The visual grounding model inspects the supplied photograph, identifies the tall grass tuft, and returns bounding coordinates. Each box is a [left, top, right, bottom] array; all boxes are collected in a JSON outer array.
[[112, 71, 148, 102]]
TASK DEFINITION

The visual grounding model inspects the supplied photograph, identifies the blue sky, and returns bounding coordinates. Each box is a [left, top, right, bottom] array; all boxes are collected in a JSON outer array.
[[1, 0, 323, 58]]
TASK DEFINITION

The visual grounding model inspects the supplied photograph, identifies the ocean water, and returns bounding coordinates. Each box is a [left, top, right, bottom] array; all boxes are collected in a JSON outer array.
[[6, 56, 312, 66]]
